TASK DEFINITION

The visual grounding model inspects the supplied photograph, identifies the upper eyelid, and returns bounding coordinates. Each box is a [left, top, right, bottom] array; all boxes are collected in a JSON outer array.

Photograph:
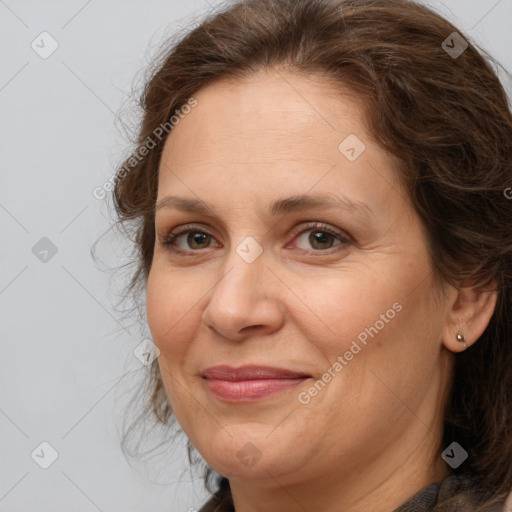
[[165, 222, 346, 238]]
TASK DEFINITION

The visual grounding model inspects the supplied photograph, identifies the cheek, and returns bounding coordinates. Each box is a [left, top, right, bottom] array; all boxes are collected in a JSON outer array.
[[145, 268, 197, 359], [301, 258, 438, 375], [299, 268, 398, 350], [146, 271, 169, 342], [146, 270, 199, 417]]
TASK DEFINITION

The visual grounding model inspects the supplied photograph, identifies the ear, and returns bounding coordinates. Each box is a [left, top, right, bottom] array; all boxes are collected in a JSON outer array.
[[442, 282, 498, 353]]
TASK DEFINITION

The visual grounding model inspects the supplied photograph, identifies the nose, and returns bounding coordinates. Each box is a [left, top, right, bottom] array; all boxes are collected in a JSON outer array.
[[201, 248, 285, 342]]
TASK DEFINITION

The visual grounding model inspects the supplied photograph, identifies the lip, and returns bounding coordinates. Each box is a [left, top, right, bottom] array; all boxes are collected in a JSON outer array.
[[201, 365, 311, 403], [201, 365, 310, 380]]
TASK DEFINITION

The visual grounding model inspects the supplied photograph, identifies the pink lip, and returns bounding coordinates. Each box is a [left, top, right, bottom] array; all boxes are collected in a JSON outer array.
[[201, 365, 310, 403]]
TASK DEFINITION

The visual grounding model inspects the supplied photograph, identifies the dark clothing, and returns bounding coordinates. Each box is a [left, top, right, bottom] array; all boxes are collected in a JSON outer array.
[[395, 473, 505, 511], [199, 474, 507, 511]]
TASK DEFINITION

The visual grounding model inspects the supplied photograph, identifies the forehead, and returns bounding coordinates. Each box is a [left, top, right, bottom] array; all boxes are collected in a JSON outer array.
[[163, 69, 366, 163], [156, 68, 405, 221]]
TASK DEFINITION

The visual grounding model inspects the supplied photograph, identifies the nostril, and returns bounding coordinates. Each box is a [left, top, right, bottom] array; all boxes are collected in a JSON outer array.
[[243, 325, 263, 332]]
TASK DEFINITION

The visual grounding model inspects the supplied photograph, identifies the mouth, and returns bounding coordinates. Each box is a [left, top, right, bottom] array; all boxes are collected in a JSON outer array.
[[201, 365, 311, 403]]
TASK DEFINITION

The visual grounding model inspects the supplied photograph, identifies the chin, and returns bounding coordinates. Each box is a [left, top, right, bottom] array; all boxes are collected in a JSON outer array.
[[193, 423, 302, 481]]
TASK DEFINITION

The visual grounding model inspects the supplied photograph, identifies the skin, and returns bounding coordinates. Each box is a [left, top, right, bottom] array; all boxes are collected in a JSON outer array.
[[146, 68, 497, 511]]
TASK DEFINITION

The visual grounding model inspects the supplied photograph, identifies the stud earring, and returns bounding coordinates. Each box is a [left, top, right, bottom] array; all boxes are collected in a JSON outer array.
[[456, 329, 467, 350]]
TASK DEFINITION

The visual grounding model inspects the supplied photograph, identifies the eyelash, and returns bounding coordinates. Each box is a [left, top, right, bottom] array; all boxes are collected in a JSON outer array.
[[161, 221, 351, 256]]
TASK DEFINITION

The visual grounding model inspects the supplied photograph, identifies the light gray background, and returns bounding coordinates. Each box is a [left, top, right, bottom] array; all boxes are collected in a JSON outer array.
[[1, 1, 511, 511]]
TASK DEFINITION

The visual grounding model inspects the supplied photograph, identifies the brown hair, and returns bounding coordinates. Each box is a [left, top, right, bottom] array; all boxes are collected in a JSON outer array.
[[112, 0, 512, 508]]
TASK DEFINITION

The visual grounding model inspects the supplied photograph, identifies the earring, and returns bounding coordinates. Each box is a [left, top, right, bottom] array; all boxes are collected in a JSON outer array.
[[456, 329, 467, 350]]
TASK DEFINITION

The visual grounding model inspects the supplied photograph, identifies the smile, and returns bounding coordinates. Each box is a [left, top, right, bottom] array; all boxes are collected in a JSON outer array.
[[201, 365, 311, 403]]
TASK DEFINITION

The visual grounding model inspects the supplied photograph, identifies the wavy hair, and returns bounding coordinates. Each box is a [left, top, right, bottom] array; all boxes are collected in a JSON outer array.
[[112, 0, 512, 508]]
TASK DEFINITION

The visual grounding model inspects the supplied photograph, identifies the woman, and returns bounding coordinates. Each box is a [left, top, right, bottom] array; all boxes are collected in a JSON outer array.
[[113, 0, 512, 510]]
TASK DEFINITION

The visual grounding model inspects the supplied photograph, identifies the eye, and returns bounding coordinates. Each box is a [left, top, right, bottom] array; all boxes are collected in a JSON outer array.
[[160, 221, 351, 255], [162, 224, 217, 252], [288, 222, 351, 254]]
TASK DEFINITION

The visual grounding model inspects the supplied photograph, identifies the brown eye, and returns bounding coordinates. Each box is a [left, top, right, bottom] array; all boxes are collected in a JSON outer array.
[[292, 222, 350, 253], [308, 230, 337, 250], [185, 232, 211, 249], [163, 229, 214, 251], [161, 221, 351, 256]]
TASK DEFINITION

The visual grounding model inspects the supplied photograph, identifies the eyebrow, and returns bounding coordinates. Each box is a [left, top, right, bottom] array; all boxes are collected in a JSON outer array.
[[155, 193, 374, 219]]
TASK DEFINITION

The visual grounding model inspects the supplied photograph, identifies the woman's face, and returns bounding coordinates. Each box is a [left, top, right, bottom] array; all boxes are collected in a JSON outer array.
[[147, 69, 453, 496]]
